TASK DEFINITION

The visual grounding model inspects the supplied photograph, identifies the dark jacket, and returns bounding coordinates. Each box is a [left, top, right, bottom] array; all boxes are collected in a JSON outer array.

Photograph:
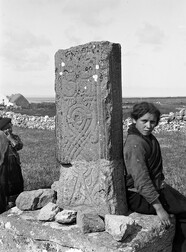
[[7, 133, 24, 197], [0, 131, 9, 213], [124, 124, 165, 204]]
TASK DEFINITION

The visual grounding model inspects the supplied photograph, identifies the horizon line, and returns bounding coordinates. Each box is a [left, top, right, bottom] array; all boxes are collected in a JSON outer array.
[[25, 95, 186, 98]]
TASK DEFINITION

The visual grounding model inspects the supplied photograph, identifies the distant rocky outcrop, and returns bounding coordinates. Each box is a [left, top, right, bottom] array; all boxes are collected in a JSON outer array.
[[9, 93, 30, 109]]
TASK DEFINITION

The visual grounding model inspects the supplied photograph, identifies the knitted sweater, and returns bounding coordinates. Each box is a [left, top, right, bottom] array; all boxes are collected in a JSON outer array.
[[123, 124, 165, 204]]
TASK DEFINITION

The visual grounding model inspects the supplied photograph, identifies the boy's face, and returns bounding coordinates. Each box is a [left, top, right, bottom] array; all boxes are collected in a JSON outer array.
[[133, 113, 157, 136], [3, 123, 12, 134]]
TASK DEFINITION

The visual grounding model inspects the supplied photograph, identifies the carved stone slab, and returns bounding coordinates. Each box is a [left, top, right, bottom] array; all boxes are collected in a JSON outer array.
[[55, 41, 123, 163], [55, 160, 126, 215], [55, 41, 127, 215]]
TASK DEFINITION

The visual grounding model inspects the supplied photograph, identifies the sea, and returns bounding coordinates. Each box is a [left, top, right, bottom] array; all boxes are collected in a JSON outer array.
[[26, 97, 55, 103]]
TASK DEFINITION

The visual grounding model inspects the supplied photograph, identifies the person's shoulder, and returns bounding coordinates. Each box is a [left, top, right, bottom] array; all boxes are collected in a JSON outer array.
[[0, 130, 8, 143], [124, 134, 150, 151], [0, 130, 9, 165], [150, 133, 160, 144], [125, 134, 145, 144]]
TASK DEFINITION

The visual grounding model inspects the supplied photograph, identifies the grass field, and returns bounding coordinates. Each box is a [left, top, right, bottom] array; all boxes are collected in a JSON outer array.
[[15, 125, 186, 197], [157, 131, 186, 196], [14, 126, 59, 191]]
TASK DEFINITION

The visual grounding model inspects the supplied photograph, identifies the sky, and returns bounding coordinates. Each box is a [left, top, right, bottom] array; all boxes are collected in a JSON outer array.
[[0, 0, 186, 98]]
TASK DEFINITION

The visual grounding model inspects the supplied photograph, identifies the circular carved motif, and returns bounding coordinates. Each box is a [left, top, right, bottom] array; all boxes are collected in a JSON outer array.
[[67, 104, 92, 134], [62, 80, 77, 97]]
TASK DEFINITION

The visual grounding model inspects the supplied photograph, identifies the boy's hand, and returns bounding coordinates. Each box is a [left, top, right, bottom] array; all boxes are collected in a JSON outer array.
[[5, 131, 16, 147], [156, 207, 171, 227], [152, 199, 171, 227], [4, 129, 11, 136]]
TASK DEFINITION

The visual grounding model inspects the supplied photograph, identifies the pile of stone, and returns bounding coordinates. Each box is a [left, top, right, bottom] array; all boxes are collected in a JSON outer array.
[[1, 190, 175, 252], [15, 188, 137, 241], [0, 187, 173, 252]]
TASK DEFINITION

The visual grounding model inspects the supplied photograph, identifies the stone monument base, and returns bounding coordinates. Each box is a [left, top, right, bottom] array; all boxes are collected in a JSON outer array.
[[0, 208, 175, 252], [54, 160, 127, 216]]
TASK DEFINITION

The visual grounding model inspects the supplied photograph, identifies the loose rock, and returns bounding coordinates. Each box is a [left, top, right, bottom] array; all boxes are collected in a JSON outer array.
[[105, 214, 140, 241], [55, 209, 77, 224], [16, 189, 56, 211], [37, 202, 60, 221], [76, 211, 105, 234]]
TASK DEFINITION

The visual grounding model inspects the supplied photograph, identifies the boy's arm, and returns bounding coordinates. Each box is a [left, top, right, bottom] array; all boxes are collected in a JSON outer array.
[[152, 198, 170, 227], [6, 134, 23, 151]]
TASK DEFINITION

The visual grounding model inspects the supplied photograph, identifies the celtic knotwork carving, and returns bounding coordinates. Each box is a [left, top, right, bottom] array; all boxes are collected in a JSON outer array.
[[55, 42, 126, 216], [65, 162, 101, 207], [67, 103, 92, 134], [56, 44, 104, 162], [78, 58, 96, 79], [64, 100, 97, 161], [62, 80, 77, 97]]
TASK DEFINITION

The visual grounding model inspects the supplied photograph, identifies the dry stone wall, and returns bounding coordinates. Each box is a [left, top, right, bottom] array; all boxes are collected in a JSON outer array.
[[1, 108, 186, 133], [0, 111, 55, 130]]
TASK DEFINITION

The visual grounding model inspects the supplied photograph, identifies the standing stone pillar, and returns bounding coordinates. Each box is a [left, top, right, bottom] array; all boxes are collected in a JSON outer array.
[[54, 41, 127, 216]]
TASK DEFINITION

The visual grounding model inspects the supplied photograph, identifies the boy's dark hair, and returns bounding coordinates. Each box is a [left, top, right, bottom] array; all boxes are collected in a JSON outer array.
[[131, 102, 161, 125], [0, 117, 12, 130]]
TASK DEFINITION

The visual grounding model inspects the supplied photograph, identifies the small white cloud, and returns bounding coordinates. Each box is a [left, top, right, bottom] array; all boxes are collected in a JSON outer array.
[[62, 0, 122, 27], [0, 30, 51, 71], [178, 25, 186, 41], [64, 27, 82, 46], [136, 23, 165, 45], [1, 47, 50, 71], [2, 30, 51, 50]]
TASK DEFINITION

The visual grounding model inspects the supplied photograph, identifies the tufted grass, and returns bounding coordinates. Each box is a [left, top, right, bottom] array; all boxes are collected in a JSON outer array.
[[155, 130, 186, 196], [14, 125, 186, 197], [13, 126, 59, 191]]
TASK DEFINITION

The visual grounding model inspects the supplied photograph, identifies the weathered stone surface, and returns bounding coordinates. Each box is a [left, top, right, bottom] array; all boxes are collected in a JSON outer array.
[[37, 189, 57, 209], [55, 209, 77, 224], [54, 41, 127, 216], [77, 211, 105, 234], [16, 189, 56, 211], [105, 214, 140, 241], [37, 202, 60, 221], [56, 160, 126, 216], [55, 41, 123, 163], [0, 209, 175, 252]]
